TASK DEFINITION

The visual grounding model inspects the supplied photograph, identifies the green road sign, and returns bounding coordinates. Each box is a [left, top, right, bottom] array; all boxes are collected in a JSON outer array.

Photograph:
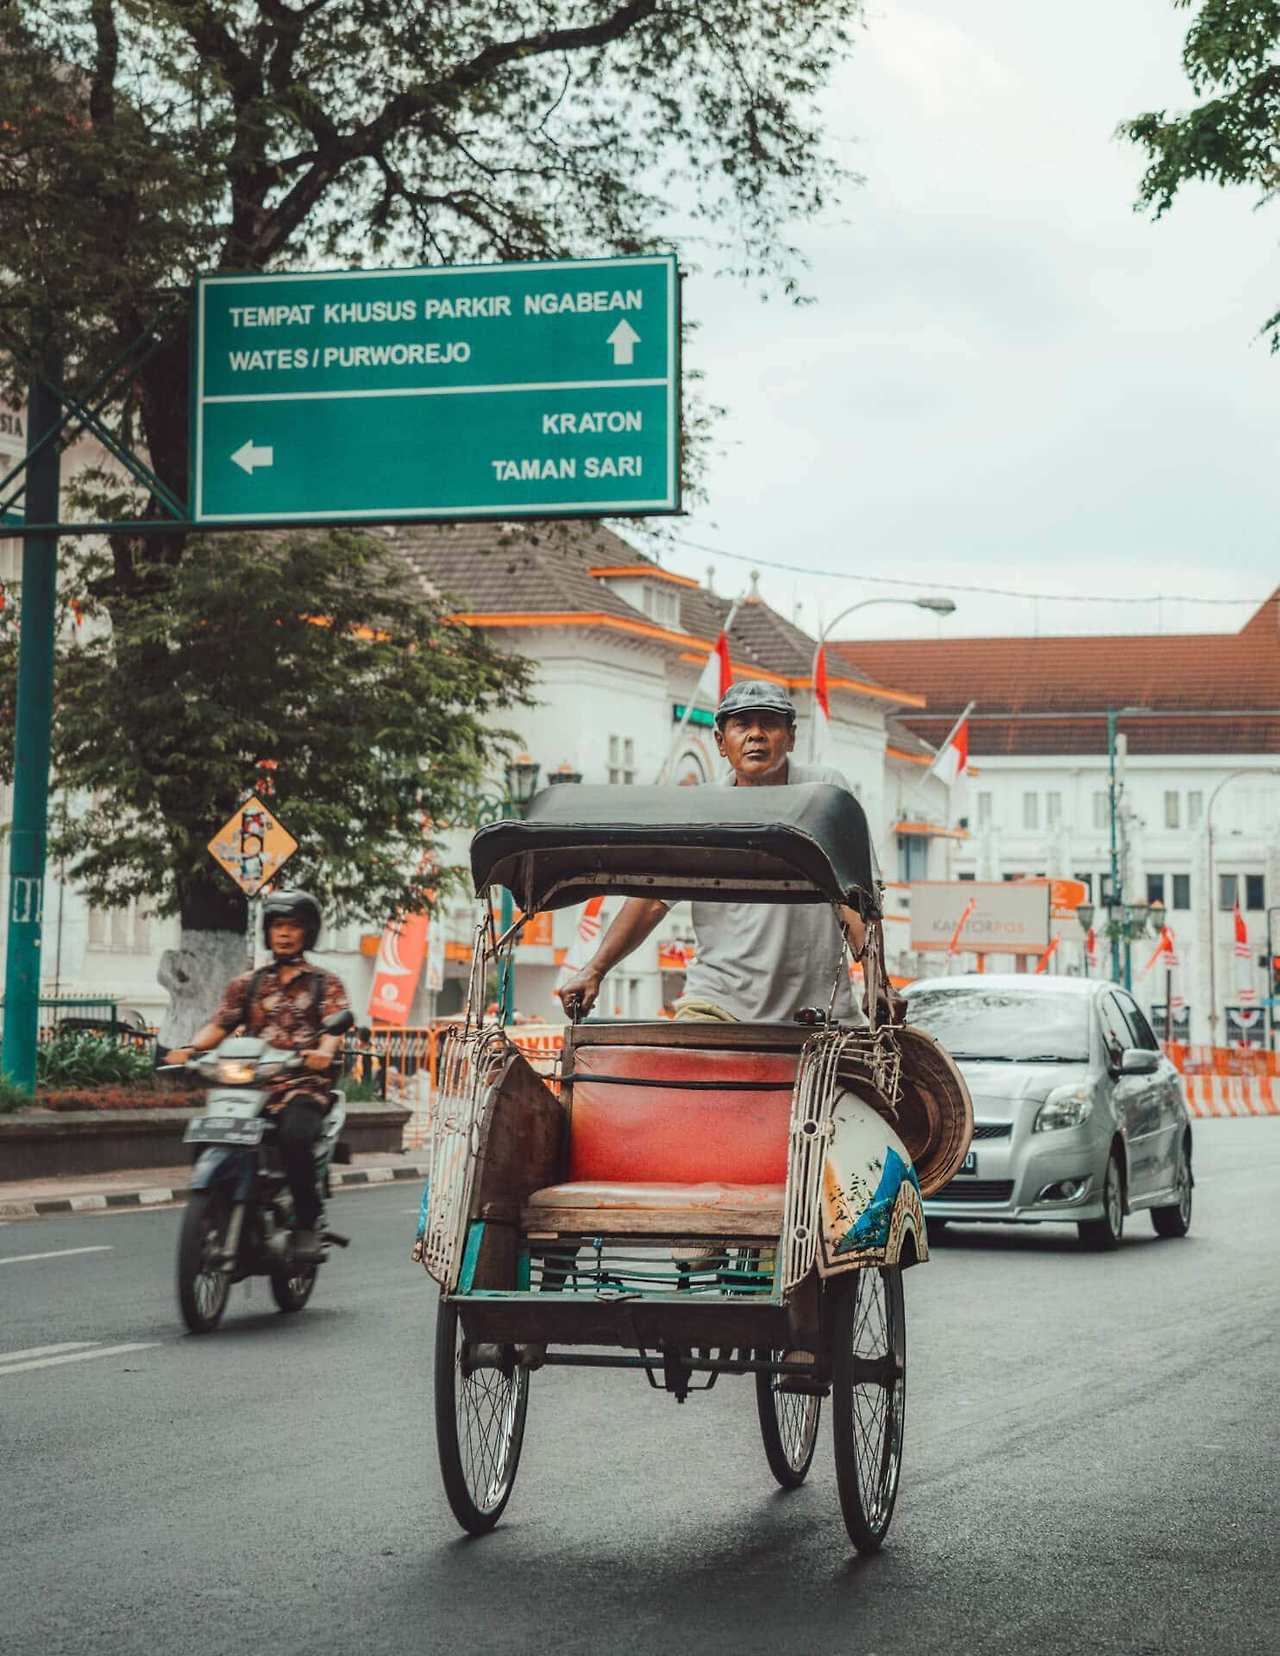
[[192, 255, 679, 525]]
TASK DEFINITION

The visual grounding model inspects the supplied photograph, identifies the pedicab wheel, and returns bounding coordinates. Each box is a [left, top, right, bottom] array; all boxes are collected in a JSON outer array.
[[831, 1267, 906, 1553], [756, 1357, 821, 1488], [177, 1190, 232, 1335], [433, 1298, 528, 1535]]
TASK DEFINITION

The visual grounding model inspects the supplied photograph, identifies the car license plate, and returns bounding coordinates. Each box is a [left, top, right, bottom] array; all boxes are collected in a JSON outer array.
[[958, 1149, 977, 1175], [184, 1117, 265, 1146]]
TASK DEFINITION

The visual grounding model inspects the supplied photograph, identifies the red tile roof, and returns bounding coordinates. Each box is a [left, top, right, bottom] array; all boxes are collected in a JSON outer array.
[[831, 591, 1280, 756]]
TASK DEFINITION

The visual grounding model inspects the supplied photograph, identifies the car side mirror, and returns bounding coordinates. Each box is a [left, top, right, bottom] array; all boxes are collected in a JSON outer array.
[[1118, 1048, 1159, 1077], [322, 1009, 355, 1037]]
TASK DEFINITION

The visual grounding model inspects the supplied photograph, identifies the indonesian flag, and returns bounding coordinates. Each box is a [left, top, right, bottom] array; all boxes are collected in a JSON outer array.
[[1234, 898, 1257, 1002], [814, 644, 831, 721], [929, 714, 970, 788], [556, 894, 618, 990], [1233, 897, 1250, 960], [1085, 927, 1099, 970], [693, 625, 733, 706]]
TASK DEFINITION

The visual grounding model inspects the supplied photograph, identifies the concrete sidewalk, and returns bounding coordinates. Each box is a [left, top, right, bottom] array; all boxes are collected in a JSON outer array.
[[0, 1151, 429, 1221]]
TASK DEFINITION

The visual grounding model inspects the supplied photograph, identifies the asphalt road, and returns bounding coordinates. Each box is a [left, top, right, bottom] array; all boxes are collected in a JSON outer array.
[[3, 1119, 1278, 1656]]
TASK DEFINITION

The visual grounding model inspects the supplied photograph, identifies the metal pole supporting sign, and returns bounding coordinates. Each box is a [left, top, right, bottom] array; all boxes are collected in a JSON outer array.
[[2, 350, 63, 1091]]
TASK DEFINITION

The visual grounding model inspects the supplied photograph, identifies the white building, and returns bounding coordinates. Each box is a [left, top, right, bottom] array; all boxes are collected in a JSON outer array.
[[837, 594, 1280, 1048], [1, 519, 949, 1030]]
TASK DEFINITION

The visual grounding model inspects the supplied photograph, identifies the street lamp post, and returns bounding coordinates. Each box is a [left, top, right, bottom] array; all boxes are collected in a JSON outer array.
[[809, 595, 956, 761], [496, 755, 542, 1025], [1205, 766, 1280, 1045]]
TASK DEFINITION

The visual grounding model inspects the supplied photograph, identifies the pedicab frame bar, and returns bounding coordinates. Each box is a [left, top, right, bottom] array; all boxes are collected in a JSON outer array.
[[418, 783, 973, 1548]]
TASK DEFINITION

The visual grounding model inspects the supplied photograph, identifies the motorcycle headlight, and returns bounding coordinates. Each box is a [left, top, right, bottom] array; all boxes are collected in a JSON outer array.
[[215, 1060, 257, 1084], [1034, 1084, 1093, 1133]]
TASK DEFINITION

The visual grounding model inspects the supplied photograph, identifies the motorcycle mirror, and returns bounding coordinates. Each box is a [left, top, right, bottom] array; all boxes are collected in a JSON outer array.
[[321, 1009, 356, 1037]]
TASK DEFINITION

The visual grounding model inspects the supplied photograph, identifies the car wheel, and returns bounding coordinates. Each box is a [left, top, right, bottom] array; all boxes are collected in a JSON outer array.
[[1151, 1137, 1192, 1239], [1078, 1148, 1124, 1251]]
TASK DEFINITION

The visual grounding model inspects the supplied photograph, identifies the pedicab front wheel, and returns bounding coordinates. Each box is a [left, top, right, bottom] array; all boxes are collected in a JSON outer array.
[[831, 1266, 906, 1553], [756, 1359, 821, 1488], [433, 1298, 528, 1535]]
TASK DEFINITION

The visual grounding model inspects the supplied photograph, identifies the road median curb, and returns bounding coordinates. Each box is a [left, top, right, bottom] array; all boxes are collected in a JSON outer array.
[[0, 1162, 430, 1222]]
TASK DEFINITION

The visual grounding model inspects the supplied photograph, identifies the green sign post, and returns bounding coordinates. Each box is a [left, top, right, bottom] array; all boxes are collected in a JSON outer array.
[[193, 254, 679, 525]]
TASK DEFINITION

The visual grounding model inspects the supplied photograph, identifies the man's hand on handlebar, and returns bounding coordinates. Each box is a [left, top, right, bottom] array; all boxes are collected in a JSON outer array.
[[301, 1049, 334, 1073], [163, 1047, 196, 1068], [556, 965, 602, 1018]]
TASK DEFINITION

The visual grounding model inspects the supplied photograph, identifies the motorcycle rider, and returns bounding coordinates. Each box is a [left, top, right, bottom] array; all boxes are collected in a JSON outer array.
[[167, 890, 351, 1263]]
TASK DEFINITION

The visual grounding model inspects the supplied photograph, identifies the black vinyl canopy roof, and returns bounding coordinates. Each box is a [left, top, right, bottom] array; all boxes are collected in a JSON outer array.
[[471, 783, 878, 915]]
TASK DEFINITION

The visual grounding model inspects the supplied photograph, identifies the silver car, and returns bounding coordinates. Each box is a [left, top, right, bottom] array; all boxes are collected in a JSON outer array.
[[902, 974, 1193, 1249]]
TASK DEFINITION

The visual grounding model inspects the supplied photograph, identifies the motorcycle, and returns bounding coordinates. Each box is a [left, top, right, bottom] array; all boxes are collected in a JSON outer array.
[[165, 1008, 356, 1334]]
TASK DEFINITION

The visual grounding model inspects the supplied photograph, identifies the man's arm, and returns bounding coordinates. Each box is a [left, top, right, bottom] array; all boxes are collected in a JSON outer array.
[[840, 906, 867, 960], [555, 897, 669, 1016], [166, 1020, 229, 1063]]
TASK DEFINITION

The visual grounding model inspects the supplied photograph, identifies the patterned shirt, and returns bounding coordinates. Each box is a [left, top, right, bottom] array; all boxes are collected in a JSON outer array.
[[214, 960, 350, 1108]]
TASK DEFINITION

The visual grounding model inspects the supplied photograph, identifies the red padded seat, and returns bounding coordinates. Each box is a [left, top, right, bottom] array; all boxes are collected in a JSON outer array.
[[566, 1045, 795, 1186]]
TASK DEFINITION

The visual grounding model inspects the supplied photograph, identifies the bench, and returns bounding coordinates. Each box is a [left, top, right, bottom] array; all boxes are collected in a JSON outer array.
[[523, 1039, 798, 1238]]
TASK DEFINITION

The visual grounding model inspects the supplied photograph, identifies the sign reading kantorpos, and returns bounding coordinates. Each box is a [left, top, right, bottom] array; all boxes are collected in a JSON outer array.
[[208, 795, 299, 896], [192, 255, 679, 525], [910, 881, 1051, 955]]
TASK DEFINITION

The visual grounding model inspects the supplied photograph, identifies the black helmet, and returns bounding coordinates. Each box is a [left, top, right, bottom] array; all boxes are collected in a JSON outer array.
[[261, 889, 322, 953]]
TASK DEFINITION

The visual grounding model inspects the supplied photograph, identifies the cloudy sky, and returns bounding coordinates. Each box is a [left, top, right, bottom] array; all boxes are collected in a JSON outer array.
[[649, 0, 1279, 643]]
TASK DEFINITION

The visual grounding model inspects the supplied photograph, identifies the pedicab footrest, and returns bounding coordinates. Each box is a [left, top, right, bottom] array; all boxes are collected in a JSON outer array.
[[522, 1180, 785, 1238]]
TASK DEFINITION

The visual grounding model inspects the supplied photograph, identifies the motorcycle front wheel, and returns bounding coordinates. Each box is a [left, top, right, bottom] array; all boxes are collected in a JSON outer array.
[[177, 1190, 233, 1334], [270, 1263, 317, 1313]]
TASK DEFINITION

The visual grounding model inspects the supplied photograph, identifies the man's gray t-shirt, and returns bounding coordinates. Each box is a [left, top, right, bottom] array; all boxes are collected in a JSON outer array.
[[677, 760, 864, 1023]]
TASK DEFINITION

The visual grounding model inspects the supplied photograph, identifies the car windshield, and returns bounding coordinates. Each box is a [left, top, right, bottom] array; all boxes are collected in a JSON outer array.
[[905, 988, 1091, 1063]]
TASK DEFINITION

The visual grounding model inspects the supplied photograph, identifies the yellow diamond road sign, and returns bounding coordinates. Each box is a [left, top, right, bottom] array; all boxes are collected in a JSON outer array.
[[208, 795, 298, 896]]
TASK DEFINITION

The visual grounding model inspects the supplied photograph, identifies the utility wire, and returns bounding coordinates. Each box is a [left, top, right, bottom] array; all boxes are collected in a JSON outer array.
[[665, 534, 1267, 608]]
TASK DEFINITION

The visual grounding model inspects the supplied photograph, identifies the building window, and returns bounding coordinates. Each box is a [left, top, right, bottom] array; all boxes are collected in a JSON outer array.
[[1046, 792, 1062, 828], [1218, 874, 1237, 911], [1246, 873, 1266, 911], [1164, 791, 1180, 829], [1002, 871, 1025, 883], [1171, 873, 1191, 910], [898, 835, 929, 883], [1100, 873, 1114, 906], [1022, 793, 1039, 830], [87, 898, 153, 954], [1188, 791, 1203, 827], [607, 735, 636, 785], [1074, 872, 1094, 898], [1146, 873, 1165, 907], [977, 791, 992, 826], [639, 585, 680, 627], [958, 871, 975, 881], [1092, 792, 1108, 831]]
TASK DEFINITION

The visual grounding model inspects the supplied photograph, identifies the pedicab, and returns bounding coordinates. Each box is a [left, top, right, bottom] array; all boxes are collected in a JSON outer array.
[[417, 783, 972, 1551]]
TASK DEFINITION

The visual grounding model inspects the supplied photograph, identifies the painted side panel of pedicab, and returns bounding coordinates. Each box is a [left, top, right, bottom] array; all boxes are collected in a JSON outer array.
[[816, 1091, 928, 1275]]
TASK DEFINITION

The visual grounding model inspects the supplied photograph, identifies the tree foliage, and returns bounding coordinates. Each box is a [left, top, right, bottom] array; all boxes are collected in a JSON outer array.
[[0, 1, 864, 936], [0, 528, 532, 930], [1122, 1, 1280, 348]]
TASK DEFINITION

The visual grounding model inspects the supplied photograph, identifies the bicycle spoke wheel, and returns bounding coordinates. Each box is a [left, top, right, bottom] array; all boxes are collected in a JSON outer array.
[[433, 1299, 528, 1535], [831, 1267, 906, 1552], [756, 1358, 821, 1488]]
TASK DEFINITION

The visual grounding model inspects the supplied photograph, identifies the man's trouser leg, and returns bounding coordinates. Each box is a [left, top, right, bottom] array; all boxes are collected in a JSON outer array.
[[277, 1096, 326, 1229]]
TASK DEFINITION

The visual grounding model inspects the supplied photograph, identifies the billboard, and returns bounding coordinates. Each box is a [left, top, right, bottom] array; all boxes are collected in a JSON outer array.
[[910, 881, 1051, 954]]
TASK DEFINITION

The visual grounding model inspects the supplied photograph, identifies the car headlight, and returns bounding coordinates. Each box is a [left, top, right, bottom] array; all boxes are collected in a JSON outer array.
[[1033, 1084, 1094, 1133], [215, 1060, 257, 1084]]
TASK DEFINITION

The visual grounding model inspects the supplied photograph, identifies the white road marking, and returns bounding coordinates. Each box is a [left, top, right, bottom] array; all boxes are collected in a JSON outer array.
[[0, 1342, 158, 1376], [0, 1342, 98, 1364], [0, 1245, 114, 1266]]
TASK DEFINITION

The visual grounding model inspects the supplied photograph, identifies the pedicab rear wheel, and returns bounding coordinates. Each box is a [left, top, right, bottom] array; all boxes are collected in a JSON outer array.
[[756, 1358, 821, 1488], [831, 1266, 906, 1552], [433, 1298, 528, 1535]]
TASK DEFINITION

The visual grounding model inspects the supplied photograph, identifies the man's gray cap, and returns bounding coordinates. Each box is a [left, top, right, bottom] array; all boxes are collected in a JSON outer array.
[[715, 679, 798, 726]]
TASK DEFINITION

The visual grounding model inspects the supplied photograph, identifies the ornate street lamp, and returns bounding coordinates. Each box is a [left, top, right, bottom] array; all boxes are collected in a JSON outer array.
[[504, 754, 542, 809], [546, 762, 583, 785], [495, 756, 541, 1027]]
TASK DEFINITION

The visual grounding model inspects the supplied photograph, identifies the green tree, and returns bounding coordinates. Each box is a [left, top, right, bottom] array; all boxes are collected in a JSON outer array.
[[1122, 0, 1280, 348], [0, 1, 863, 1026]]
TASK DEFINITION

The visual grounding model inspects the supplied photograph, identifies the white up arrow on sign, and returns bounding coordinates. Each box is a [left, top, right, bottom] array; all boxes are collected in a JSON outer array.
[[607, 320, 640, 366], [231, 439, 274, 475]]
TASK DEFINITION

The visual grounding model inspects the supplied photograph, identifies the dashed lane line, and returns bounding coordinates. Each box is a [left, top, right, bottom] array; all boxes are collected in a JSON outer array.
[[0, 1341, 159, 1376], [0, 1341, 98, 1364], [0, 1245, 114, 1266]]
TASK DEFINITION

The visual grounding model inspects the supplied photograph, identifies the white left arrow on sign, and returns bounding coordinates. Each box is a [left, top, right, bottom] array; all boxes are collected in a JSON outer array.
[[231, 439, 274, 475]]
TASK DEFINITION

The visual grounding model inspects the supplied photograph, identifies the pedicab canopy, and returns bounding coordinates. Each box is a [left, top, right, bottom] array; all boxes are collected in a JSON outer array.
[[470, 783, 879, 917]]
